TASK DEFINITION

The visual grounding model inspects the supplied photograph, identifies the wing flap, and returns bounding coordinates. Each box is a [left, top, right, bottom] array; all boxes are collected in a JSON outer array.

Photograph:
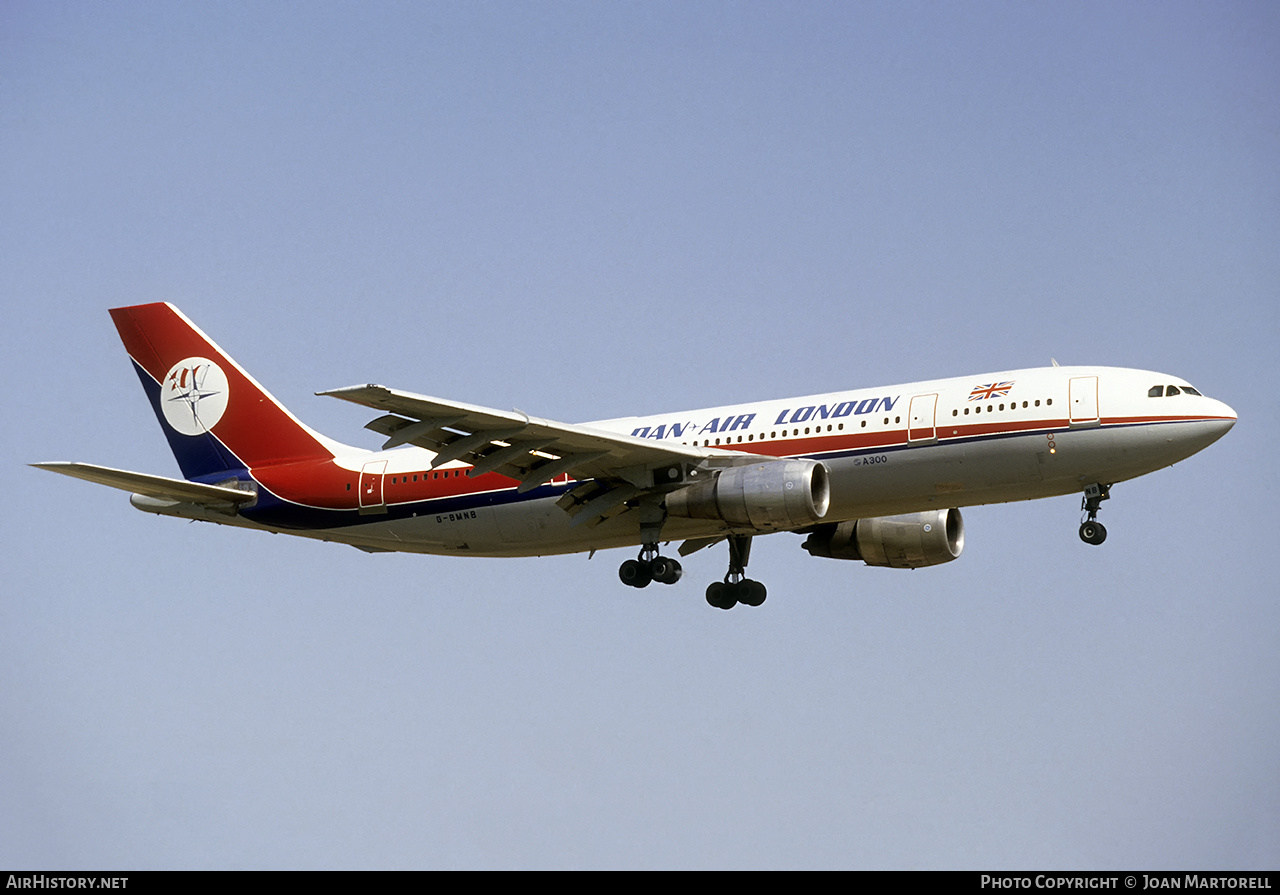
[[319, 383, 773, 527], [319, 384, 747, 487]]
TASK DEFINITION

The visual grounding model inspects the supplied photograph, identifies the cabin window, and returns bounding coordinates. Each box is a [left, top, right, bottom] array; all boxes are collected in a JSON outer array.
[[1166, 385, 1181, 396], [1183, 385, 1202, 396]]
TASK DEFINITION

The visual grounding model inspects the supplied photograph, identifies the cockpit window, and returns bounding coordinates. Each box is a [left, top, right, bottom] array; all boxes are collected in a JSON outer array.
[[1150, 383, 1205, 398]]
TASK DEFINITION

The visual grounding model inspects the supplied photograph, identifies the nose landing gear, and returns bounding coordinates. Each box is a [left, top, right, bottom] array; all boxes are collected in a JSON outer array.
[[1079, 483, 1111, 545]]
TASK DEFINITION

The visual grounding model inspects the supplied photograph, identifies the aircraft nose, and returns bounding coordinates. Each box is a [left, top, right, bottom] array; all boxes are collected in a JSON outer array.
[[1204, 398, 1237, 440]]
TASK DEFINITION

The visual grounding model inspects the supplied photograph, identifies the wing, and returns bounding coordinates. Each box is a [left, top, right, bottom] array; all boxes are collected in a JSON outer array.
[[318, 384, 762, 526], [32, 462, 257, 510]]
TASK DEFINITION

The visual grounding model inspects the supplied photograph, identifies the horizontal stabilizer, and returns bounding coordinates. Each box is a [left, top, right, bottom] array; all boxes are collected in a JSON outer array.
[[31, 462, 256, 506]]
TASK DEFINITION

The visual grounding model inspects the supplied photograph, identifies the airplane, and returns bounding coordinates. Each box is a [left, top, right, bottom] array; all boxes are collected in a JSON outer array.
[[33, 302, 1236, 610]]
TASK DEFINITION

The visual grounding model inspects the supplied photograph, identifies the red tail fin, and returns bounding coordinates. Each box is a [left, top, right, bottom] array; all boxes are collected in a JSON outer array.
[[110, 303, 334, 479]]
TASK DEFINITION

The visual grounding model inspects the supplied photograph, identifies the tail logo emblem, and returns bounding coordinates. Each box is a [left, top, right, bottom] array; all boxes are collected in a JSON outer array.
[[161, 357, 229, 435]]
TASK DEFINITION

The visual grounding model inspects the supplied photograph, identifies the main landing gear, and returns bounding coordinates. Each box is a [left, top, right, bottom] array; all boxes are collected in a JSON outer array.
[[618, 501, 684, 588], [618, 534, 767, 610], [1079, 483, 1111, 546], [616, 504, 767, 608], [705, 535, 766, 610], [618, 543, 683, 588]]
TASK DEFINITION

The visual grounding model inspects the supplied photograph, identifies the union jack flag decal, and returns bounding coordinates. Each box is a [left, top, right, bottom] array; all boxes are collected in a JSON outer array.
[[969, 381, 1015, 401]]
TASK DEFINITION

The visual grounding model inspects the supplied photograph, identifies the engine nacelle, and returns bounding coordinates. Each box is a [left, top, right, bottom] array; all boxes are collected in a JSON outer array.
[[666, 459, 830, 531], [801, 508, 964, 568]]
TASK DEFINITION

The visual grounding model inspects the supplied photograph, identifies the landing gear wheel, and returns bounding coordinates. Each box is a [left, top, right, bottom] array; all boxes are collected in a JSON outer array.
[[649, 557, 683, 585], [705, 535, 767, 610], [1079, 521, 1107, 545], [736, 579, 767, 607], [619, 559, 653, 588], [706, 581, 736, 610]]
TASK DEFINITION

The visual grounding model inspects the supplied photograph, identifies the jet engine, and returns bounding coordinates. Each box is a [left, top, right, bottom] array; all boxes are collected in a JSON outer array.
[[801, 508, 964, 568], [666, 459, 830, 531]]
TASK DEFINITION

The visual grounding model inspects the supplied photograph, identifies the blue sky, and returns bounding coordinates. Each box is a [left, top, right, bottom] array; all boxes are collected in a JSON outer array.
[[3, 1, 1277, 869]]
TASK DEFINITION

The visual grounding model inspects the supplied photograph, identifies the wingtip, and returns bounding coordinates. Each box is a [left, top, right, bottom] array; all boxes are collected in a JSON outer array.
[[316, 384, 387, 398]]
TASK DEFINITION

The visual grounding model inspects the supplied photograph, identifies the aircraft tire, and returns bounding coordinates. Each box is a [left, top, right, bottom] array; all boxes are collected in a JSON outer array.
[[706, 581, 736, 610], [619, 559, 653, 588], [737, 579, 767, 607], [1079, 521, 1107, 545], [650, 557, 682, 585]]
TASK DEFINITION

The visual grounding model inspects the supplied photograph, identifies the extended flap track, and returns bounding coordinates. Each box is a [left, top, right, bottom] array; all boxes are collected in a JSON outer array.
[[368, 413, 608, 495]]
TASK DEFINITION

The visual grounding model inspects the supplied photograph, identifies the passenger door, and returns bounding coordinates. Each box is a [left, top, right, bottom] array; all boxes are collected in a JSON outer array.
[[1069, 376, 1100, 427], [908, 393, 939, 443]]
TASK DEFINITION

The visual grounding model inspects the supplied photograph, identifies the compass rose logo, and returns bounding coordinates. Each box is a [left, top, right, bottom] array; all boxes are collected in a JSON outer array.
[[161, 357, 229, 435]]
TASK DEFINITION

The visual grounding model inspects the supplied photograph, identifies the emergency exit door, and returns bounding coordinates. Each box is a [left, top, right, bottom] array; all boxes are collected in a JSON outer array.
[[359, 459, 388, 514]]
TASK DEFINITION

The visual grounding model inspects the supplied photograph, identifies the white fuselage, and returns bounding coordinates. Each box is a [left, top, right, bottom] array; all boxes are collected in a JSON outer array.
[[266, 365, 1233, 557]]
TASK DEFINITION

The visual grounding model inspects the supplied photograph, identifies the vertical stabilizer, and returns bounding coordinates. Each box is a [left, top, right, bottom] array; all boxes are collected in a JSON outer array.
[[110, 303, 335, 480]]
